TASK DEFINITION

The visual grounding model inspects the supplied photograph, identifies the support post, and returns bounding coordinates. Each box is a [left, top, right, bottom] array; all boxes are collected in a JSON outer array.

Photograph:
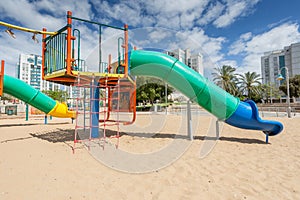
[[187, 100, 193, 140], [25, 104, 29, 121], [165, 82, 168, 115], [90, 78, 99, 138], [41, 28, 47, 80], [0, 60, 4, 97], [66, 11, 73, 75], [266, 133, 269, 144], [286, 68, 291, 118], [124, 24, 128, 76], [216, 120, 220, 138], [83, 87, 86, 131]]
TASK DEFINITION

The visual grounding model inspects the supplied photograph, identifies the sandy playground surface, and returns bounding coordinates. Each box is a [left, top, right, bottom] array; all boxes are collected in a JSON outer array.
[[0, 113, 299, 199]]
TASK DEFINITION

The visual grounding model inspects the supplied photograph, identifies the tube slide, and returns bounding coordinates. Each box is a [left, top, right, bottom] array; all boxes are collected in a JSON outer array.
[[130, 50, 283, 136], [3, 75, 75, 118]]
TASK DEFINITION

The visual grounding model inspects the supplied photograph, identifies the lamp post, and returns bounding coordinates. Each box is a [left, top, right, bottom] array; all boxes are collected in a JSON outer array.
[[277, 67, 291, 118]]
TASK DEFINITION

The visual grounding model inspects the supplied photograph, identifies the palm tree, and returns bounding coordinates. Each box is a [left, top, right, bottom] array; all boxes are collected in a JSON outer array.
[[238, 71, 261, 99], [212, 65, 239, 96]]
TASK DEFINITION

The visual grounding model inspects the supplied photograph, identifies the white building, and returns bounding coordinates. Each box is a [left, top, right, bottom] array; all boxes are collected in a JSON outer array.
[[284, 42, 300, 76], [166, 49, 204, 75], [165, 49, 204, 101], [261, 50, 284, 87], [261, 42, 300, 87], [17, 54, 62, 91], [190, 53, 203, 74]]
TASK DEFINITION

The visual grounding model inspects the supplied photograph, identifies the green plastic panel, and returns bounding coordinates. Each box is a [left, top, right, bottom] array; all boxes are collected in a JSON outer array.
[[3, 75, 56, 114], [130, 50, 239, 120]]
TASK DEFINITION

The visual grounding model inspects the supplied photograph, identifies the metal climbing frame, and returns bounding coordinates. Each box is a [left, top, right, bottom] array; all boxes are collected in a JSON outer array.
[[73, 74, 136, 152], [99, 76, 121, 148], [73, 74, 104, 151]]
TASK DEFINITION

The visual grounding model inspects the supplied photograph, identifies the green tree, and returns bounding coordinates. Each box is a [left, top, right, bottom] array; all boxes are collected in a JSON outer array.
[[136, 77, 173, 104], [237, 71, 261, 100], [42, 90, 68, 102], [259, 83, 281, 102], [279, 75, 300, 97], [0, 93, 13, 101], [212, 65, 239, 96]]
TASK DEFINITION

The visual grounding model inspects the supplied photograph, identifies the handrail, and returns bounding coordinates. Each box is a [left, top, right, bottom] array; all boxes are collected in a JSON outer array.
[[0, 21, 57, 35], [71, 16, 125, 31]]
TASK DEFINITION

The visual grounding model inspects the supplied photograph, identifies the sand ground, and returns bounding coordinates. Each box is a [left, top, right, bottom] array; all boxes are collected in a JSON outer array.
[[0, 114, 299, 200]]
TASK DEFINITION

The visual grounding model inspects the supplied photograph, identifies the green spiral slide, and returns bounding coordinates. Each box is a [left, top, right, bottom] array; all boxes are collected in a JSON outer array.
[[130, 50, 283, 136], [3, 75, 75, 118]]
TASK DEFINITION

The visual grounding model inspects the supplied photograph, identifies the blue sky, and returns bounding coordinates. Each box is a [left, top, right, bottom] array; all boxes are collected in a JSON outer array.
[[0, 0, 300, 78]]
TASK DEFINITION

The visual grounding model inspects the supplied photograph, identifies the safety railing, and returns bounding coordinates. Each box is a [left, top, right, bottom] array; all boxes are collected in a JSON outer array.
[[44, 32, 67, 75]]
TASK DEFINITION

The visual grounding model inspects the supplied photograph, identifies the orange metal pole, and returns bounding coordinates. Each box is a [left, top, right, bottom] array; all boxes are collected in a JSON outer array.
[[123, 85, 136, 125], [108, 54, 112, 73], [0, 60, 4, 96], [41, 28, 47, 80], [66, 11, 73, 75], [124, 24, 128, 76]]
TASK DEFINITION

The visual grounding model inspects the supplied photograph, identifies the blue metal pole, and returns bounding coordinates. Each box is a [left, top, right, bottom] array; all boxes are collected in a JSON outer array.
[[266, 133, 269, 144], [90, 79, 99, 138], [83, 87, 86, 131]]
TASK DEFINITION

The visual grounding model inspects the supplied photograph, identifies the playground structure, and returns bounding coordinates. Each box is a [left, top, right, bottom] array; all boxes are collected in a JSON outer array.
[[0, 11, 284, 150], [1, 11, 137, 149]]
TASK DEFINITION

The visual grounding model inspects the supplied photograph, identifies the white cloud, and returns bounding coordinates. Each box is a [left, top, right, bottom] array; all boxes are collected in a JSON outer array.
[[228, 32, 252, 55], [34, 0, 92, 20], [97, 1, 156, 27], [213, 0, 260, 28], [198, 1, 225, 25], [0, 0, 64, 31], [0, 31, 41, 76], [176, 28, 226, 63], [146, 0, 210, 29], [228, 22, 300, 74], [246, 23, 300, 54], [148, 29, 172, 43], [146, 0, 209, 15], [91, 0, 256, 30], [219, 59, 238, 68]]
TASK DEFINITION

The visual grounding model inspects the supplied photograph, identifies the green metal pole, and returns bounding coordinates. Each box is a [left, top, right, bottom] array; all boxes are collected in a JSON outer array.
[[99, 25, 102, 72], [25, 103, 28, 121]]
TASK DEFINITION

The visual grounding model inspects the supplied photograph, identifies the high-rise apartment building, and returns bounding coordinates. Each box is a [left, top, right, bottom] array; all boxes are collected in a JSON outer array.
[[261, 50, 285, 87], [17, 54, 60, 91], [261, 42, 300, 87], [165, 49, 204, 75], [164, 49, 204, 101], [284, 42, 300, 76]]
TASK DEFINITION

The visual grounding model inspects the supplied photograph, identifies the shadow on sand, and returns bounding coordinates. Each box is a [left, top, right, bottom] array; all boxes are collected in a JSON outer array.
[[28, 128, 266, 145], [0, 122, 70, 128]]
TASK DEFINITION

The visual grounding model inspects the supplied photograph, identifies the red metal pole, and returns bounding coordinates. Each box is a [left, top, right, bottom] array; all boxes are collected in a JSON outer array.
[[42, 28, 47, 80], [0, 60, 4, 96]]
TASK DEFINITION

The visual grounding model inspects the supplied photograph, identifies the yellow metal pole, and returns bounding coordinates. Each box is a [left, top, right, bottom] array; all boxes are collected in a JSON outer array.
[[0, 21, 57, 35]]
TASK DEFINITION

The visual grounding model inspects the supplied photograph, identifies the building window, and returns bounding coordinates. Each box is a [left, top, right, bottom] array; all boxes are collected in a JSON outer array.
[[27, 58, 34, 63]]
